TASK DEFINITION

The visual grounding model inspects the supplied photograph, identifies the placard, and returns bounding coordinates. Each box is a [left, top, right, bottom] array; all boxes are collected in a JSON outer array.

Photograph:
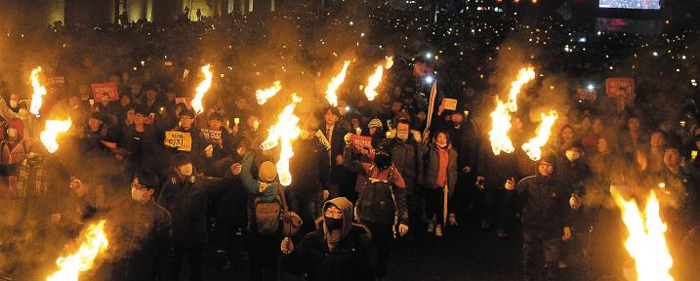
[[605, 77, 635, 100], [351, 135, 375, 158], [201, 128, 222, 141], [442, 98, 458, 111], [164, 131, 192, 152], [91, 82, 119, 102]]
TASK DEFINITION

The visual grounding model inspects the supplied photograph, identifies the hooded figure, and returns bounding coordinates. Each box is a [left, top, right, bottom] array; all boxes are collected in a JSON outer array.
[[282, 197, 373, 281], [0, 118, 28, 198]]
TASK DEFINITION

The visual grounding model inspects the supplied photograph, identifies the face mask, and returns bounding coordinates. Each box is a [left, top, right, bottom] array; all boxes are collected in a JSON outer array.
[[9, 100, 17, 108], [437, 142, 448, 148], [178, 164, 193, 176], [397, 131, 409, 140], [131, 187, 150, 202], [325, 217, 343, 230], [565, 151, 581, 161], [6, 128, 17, 138]]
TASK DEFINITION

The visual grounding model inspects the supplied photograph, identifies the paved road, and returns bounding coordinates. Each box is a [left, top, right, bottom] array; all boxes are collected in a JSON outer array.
[[193, 223, 590, 281]]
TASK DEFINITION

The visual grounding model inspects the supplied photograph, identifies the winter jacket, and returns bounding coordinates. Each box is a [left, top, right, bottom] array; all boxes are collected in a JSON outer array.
[[283, 197, 374, 281], [106, 200, 173, 281], [383, 138, 423, 195], [157, 172, 232, 246], [513, 173, 571, 231], [422, 143, 458, 195], [554, 157, 591, 195], [343, 146, 408, 225]]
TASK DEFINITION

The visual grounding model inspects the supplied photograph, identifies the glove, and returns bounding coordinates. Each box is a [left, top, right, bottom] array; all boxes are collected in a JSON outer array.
[[398, 224, 409, 237], [280, 237, 294, 254]]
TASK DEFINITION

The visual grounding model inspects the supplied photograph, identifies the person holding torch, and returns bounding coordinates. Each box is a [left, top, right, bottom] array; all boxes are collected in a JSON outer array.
[[504, 153, 580, 281]]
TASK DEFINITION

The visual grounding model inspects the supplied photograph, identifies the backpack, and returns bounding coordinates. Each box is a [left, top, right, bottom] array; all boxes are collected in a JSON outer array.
[[253, 194, 282, 235], [357, 166, 399, 226], [253, 185, 303, 236]]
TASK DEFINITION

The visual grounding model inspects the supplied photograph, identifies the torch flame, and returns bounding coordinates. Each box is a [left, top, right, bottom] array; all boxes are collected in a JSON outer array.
[[255, 81, 283, 105], [611, 189, 674, 281], [521, 110, 558, 161], [190, 64, 213, 114], [506, 67, 536, 112], [40, 119, 72, 154], [384, 56, 394, 69], [364, 56, 394, 101], [260, 94, 303, 186], [325, 61, 351, 107], [488, 99, 515, 155], [488, 66, 537, 155], [30, 66, 47, 117], [46, 220, 109, 281]]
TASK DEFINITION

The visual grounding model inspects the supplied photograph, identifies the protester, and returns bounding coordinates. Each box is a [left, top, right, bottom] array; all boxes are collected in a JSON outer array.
[[281, 197, 374, 281], [105, 170, 173, 281], [506, 154, 577, 281], [343, 133, 409, 280]]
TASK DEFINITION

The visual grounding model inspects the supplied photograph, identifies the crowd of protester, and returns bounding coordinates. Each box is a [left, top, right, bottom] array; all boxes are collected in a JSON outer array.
[[0, 1, 699, 281]]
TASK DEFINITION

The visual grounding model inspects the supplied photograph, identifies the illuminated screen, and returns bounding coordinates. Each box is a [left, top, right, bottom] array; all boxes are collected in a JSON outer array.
[[599, 0, 660, 10]]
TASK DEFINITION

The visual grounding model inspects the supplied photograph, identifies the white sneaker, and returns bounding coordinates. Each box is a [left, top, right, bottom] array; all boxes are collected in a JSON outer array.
[[427, 220, 435, 233], [435, 225, 443, 237]]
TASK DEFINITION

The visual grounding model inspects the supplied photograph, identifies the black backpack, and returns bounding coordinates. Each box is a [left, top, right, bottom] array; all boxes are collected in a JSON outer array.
[[357, 166, 399, 226]]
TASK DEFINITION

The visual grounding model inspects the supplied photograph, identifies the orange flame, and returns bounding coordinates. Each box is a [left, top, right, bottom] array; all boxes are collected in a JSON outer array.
[[30, 66, 47, 117], [611, 189, 674, 281], [255, 81, 283, 105], [522, 110, 558, 161], [190, 64, 213, 114], [325, 61, 351, 107], [506, 67, 536, 112], [488, 66, 537, 155], [40, 119, 72, 153], [260, 94, 303, 186], [46, 220, 109, 281], [488, 99, 515, 155], [364, 56, 394, 101]]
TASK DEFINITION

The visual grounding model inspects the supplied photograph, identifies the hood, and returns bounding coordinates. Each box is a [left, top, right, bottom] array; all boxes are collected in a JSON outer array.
[[6, 117, 24, 141], [322, 197, 354, 240]]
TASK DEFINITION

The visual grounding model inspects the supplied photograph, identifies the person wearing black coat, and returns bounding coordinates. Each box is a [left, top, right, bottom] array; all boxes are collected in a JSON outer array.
[[156, 153, 238, 281], [105, 170, 173, 281], [281, 197, 373, 281], [319, 107, 349, 199], [506, 155, 575, 281]]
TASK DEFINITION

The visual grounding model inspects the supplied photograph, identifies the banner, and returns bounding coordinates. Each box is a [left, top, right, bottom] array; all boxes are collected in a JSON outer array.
[[605, 77, 635, 100], [164, 131, 192, 152], [575, 87, 597, 103], [315, 130, 331, 150], [351, 135, 375, 159], [201, 128, 222, 141], [91, 82, 119, 102]]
